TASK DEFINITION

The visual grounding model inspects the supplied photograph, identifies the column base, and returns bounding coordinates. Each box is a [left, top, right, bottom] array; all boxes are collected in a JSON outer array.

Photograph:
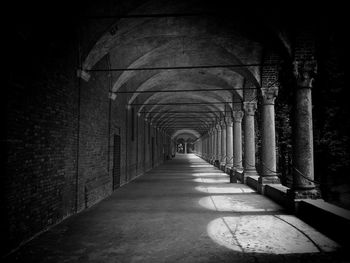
[[229, 168, 237, 183], [286, 188, 322, 212], [286, 188, 321, 200], [214, 160, 220, 167], [258, 176, 280, 194], [220, 162, 226, 171], [258, 175, 280, 184], [244, 168, 258, 177], [225, 164, 233, 174]]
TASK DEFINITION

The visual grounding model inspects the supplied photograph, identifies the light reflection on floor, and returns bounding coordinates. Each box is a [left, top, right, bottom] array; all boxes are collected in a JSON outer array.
[[198, 195, 279, 212], [207, 216, 339, 254], [189, 165, 214, 168], [187, 154, 340, 255], [193, 178, 229, 183], [191, 172, 228, 177], [195, 186, 255, 194]]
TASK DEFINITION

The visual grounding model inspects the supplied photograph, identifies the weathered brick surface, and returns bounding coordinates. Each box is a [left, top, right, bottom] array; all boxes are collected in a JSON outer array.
[[78, 55, 112, 211], [261, 50, 281, 90], [5, 28, 79, 253], [5, 43, 167, 257]]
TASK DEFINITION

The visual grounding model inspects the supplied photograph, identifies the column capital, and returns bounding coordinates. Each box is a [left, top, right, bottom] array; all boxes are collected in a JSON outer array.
[[293, 59, 317, 88], [243, 101, 257, 116], [216, 123, 222, 131], [225, 116, 233, 127], [232, 110, 244, 123], [261, 86, 278, 105], [220, 119, 226, 128]]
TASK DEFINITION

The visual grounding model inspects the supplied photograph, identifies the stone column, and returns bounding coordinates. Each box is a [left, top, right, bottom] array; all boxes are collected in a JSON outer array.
[[184, 142, 187, 154], [207, 132, 210, 160], [233, 110, 244, 169], [220, 120, 227, 165], [198, 140, 201, 156], [212, 128, 216, 162], [203, 137, 205, 158], [259, 86, 280, 184], [216, 124, 222, 163], [243, 102, 258, 176], [207, 130, 211, 162], [225, 117, 234, 168], [205, 137, 208, 159], [289, 59, 320, 198]]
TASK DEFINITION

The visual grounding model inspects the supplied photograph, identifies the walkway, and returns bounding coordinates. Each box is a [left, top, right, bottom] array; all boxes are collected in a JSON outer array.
[[6, 154, 347, 262]]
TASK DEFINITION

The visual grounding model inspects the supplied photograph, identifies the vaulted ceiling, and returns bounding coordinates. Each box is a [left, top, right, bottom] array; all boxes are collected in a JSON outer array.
[[81, 0, 291, 142]]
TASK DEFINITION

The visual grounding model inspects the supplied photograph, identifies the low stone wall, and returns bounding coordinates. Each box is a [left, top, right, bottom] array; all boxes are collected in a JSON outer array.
[[264, 184, 289, 207], [246, 176, 259, 190], [297, 200, 350, 245]]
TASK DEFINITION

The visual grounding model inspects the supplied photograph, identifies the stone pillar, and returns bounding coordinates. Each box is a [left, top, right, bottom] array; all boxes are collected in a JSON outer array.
[[243, 102, 258, 176], [225, 117, 234, 168], [198, 140, 201, 155], [184, 142, 187, 154], [220, 120, 227, 165], [207, 132, 211, 160], [289, 59, 320, 199], [259, 86, 280, 184], [233, 110, 244, 169], [208, 135, 211, 160], [212, 128, 216, 162], [216, 124, 222, 163], [205, 137, 208, 159], [203, 138, 205, 158]]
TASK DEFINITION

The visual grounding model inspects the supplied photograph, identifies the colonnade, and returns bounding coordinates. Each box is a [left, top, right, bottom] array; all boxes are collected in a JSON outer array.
[[194, 65, 318, 198], [195, 105, 256, 183]]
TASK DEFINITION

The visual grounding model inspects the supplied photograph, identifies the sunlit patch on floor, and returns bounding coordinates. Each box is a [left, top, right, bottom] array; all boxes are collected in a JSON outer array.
[[195, 186, 255, 194], [193, 178, 228, 183], [183, 154, 199, 159], [191, 172, 228, 177], [198, 195, 280, 212], [189, 165, 214, 168], [207, 216, 339, 254]]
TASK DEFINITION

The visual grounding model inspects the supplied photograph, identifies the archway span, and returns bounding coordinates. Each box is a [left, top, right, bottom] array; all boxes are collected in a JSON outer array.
[[110, 37, 259, 95], [140, 92, 229, 116], [171, 129, 201, 140], [127, 68, 244, 105], [145, 104, 225, 121], [84, 14, 263, 85]]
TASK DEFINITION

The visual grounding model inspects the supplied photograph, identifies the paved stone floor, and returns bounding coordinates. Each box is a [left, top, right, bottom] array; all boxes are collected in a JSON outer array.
[[5, 154, 350, 262]]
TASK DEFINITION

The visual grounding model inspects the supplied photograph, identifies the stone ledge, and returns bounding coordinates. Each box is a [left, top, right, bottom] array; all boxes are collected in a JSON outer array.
[[219, 163, 226, 171], [235, 169, 244, 183], [246, 175, 259, 190], [298, 199, 350, 220], [224, 165, 233, 174], [264, 184, 289, 207], [297, 199, 350, 245]]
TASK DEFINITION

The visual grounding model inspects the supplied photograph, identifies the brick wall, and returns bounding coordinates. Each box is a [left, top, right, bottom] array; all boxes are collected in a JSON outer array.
[[261, 50, 281, 90], [77, 55, 112, 211], [5, 48, 168, 257], [5, 26, 79, 254]]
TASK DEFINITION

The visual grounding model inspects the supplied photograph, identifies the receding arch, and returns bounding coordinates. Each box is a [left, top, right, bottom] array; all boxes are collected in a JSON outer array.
[[171, 129, 201, 140], [127, 68, 244, 105], [109, 37, 259, 95]]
